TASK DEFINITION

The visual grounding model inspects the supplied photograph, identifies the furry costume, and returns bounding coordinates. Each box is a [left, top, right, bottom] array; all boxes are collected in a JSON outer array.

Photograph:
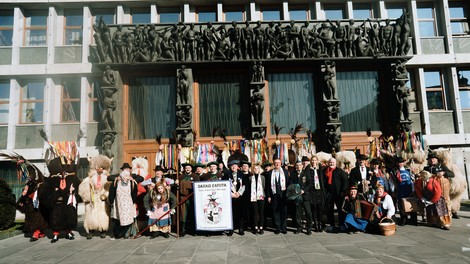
[[79, 155, 112, 235], [335, 151, 357, 171], [431, 148, 467, 215], [0, 177, 16, 230]]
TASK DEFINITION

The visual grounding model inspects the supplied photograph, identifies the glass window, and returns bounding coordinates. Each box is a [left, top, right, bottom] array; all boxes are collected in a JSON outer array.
[[61, 78, 81, 122], [424, 70, 445, 110], [199, 74, 249, 137], [324, 5, 345, 20], [158, 8, 180, 23], [0, 10, 14, 46], [386, 3, 407, 19], [458, 69, 470, 109], [197, 9, 216, 23], [20, 81, 45, 123], [92, 9, 115, 25], [449, 3, 469, 35], [417, 4, 438, 37], [337, 71, 380, 132], [24, 11, 48, 46], [262, 7, 281, 21], [289, 7, 309, 21], [268, 73, 316, 134], [224, 7, 244, 22], [131, 8, 150, 24], [128, 77, 176, 139], [353, 3, 375, 19], [0, 81, 9, 124], [64, 10, 83, 45]]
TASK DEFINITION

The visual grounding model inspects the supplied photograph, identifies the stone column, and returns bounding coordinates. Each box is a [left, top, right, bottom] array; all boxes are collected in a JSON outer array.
[[322, 60, 341, 152], [250, 60, 267, 139], [175, 65, 194, 147]]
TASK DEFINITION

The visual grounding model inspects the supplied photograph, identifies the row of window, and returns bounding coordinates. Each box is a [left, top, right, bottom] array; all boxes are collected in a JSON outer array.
[[0, 69, 468, 127], [0, 1, 468, 47]]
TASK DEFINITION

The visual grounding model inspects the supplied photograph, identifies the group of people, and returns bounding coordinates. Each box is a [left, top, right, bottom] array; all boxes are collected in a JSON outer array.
[[93, 13, 412, 64], [18, 150, 456, 243]]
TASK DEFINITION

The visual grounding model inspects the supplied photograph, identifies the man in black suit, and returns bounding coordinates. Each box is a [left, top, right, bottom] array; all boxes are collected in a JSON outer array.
[[349, 154, 371, 195], [289, 159, 314, 235], [222, 160, 246, 236], [266, 158, 289, 234], [323, 158, 349, 230]]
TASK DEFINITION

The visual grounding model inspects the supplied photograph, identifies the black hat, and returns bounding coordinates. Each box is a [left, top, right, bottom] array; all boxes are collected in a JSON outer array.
[[240, 160, 251, 166], [206, 161, 218, 167], [153, 165, 164, 172], [181, 163, 194, 169], [370, 158, 381, 165], [261, 161, 272, 169], [228, 160, 239, 166], [194, 163, 205, 168], [428, 153, 437, 159], [348, 184, 358, 191], [301, 156, 310, 162], [396, 157, 406, 163], [120, 163, 132, 170], [357, 154, 368, 161]]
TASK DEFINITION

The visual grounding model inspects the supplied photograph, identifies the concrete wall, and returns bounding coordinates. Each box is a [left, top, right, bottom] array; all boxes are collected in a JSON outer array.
[[15, 125, 45, 149], [463, 111, 470, 133], [0, 127, 7, 149], [429, 112, 455, 134]]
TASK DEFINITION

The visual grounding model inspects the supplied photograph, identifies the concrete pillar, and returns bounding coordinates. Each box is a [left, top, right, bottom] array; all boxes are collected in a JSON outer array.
[[7, 79, 19, 149], [417, 68, 431, 135], [449, 67, 465, 133], [217, 3, 223, 22], [47, 6, 59, 64], [347, 1, 354, 19], [282, 2, 289, 21], [410, 0, 422, 54], [441, 0, 455, 54], [82, 6, 92, 64], [79, 77, 89, 147], [378, 1, 386, 19], [151, 5, 157, 23], [11, 7, 23, 65]]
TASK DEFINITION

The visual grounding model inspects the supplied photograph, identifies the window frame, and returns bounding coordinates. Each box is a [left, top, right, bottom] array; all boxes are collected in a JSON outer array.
[[0, 10, 14, 46], [23, 10, 48, 46], [157, 7, 181, 23], [223, 6, 246, 22], [424, 69, 447, 110], [64, 10, 83, 45], [457, 69, 470, 110], [260, 5, 282, 21], [448, 2, 469, 36], [0, 81, 10, 125], [323, 4, 346, 20], [61, 79, 81, 123], [19, 80, 45, 124], [417, 2, 439, 37]]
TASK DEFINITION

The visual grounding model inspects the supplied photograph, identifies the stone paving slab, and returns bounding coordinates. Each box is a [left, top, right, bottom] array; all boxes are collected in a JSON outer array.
[[2, 209, 470, 264]]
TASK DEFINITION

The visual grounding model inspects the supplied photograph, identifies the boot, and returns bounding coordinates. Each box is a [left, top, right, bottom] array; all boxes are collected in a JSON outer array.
[[100, 231, 106, 238], [66, 232, 75, 240], [162, 232, 169, 238], [86, 232, 93, 240], [452, 212, 460, 219], [51, 232, 59, 243]]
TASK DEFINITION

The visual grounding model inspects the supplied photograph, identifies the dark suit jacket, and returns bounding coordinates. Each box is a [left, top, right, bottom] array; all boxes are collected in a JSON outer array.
[[266, 168, 290, 199], [323, 167, 349, 198], [302, 165, 325, 200], [349, 166, 371, 193], [222, 170, 246, 194]]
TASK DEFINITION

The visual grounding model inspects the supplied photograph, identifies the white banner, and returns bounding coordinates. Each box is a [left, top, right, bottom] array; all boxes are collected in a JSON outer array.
[[193, 181, 233, 231]]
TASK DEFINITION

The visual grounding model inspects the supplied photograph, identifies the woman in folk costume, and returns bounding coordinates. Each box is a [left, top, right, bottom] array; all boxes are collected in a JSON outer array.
[[415, 170, 451, 230], [341, 185, 368, 233], [144, 182, 176, 238], [250, 163, 265, 234], [78, 155, 112, 239], [372, 184, 396, 222], [39, 157, 80, 243], [108, 169, 139, 238]]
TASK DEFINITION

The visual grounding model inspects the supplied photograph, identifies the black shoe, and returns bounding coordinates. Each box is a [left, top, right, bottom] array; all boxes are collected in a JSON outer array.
[[227, 231, 233, 236], [162, 233, 169, 238], [30, 237, 38, 242], [180, 231, 186, 237], [252, 229, 258, 235], [295, 228, 301, 234], [306, 230, 312, 235], [274, 230, 280, 235], [452, 212, 460, 219], [51, 235, 59, 243], [281, 230, 287, 234], [86, 233, 93, 240], [441, 226, 450, 230], [100, 232, 106, 239], [259, 229, 264, 235], [66, 233, 75, 240], [239, 229, 245, 236]]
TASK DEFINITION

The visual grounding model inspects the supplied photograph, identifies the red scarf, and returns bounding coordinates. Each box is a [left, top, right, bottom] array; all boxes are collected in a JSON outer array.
[[325, 167, 335, 185]]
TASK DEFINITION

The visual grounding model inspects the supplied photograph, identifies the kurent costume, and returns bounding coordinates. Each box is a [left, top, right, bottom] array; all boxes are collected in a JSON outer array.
[[108, 170, 139, 238], [78, 155, 112, 239], [144, 182, 176, 238]]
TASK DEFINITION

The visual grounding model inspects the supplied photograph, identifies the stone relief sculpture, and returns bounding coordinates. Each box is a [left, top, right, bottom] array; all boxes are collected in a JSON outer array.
[[323, 61, 337, 100], [251, 85, 265, 126]]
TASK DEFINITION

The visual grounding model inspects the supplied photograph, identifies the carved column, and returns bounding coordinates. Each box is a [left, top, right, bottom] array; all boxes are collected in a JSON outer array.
[[322, 60, 342, 152], [250, 60, 267, 139], [175, 65, 194, 146], [392, 59, 412, 132], [99, 65, 119, 159]]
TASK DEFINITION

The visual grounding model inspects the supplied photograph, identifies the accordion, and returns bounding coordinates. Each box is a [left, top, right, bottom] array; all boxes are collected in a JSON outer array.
[[360, 200, 378, 221]]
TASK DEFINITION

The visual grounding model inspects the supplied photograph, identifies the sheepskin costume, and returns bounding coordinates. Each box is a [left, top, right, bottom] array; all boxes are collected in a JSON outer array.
[[431, 148, 467, 214], [334, 151, 357, 171], [78, 155, 113, 235]]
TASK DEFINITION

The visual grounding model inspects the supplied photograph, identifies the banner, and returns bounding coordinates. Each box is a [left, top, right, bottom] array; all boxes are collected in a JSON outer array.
[[193, 181, 233, 231]]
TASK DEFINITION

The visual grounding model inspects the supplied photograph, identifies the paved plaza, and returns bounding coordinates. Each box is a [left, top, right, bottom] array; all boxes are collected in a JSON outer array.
[[1, 207, 470, 264]]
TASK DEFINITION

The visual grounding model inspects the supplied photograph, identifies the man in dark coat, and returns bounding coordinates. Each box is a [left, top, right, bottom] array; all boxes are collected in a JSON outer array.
[[266, 158, 289, 234], [348, 154, 371, 194], [222, 160, 247, 235], [304, 155, 326, 232], [323, 158, 349, 231], [289, 160, 314, 235], [177, 163, 200, 236]]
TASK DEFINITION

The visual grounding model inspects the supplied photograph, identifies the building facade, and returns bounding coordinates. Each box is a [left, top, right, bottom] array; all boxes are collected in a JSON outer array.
[[0, 0, 469, 198]]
